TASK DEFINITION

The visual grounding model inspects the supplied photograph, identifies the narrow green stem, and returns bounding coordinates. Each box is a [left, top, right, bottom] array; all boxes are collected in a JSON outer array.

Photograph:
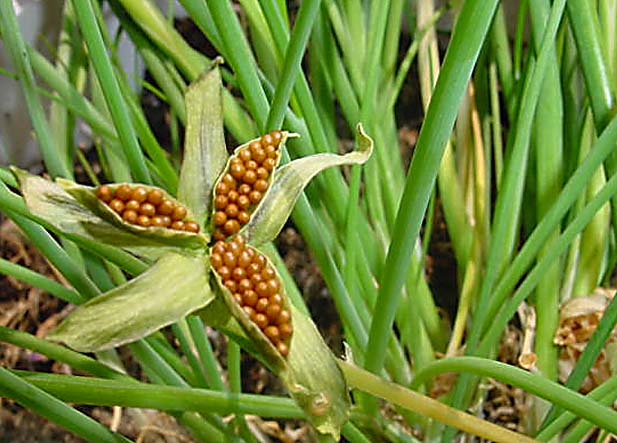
[[0, 1, 72, 179], [265, 0, 321, 131], [567, 0, 614, 131], [478, 163, 617, 358], [2, 215, 97, 300], [0, 326, 127, 380], [0, 366, 131, 443], [187, 315, 227, 391], [71, 0, 150, 183], [339, 360, 537, 443], [364, 0, 499, 375], [15, 371, 302, 419], [171, 321, 210, 388], [0, 258, 81, 304], [208, 0, 269, 130], [528, 0, 563, 385], [227, 340, 242, 393], [410, 357, 617, 435]]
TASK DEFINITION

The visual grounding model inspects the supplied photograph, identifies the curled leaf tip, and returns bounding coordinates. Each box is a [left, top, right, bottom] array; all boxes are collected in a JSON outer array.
[[355, 123, 373, 158], [211, 56, 225, 67]]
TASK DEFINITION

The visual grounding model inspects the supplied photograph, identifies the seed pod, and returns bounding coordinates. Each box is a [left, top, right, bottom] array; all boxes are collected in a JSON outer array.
[[94, 183, 201, 234], [209, 235, 292, 357], [211, 131, 288, 238]]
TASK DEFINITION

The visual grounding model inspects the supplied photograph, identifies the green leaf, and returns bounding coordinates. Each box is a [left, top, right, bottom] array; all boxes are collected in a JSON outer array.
[[178, 62, 229, 227], [13, 169, 206, 261], [47, 253, 213, 351], [244, 124, 373, 245]]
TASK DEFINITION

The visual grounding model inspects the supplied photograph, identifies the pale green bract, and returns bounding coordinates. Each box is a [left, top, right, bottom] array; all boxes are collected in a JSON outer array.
[[13, 65, 373, 439], [177, 58, 228, 227], [47, 253, 213, 351]]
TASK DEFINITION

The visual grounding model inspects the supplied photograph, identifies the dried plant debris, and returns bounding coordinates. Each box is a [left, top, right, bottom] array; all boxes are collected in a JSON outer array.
[[554, 288, 617, 393], [482, 379, 529, 434]]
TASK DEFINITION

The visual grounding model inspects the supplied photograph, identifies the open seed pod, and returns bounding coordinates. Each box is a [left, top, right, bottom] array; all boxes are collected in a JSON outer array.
[[209, 236, 291, 370], [209, 235, 292, 358], [11, 169, 206, 261], [95, 183, 200, 233], [60, 180, 206, 243], [17, 65, 371, 439], [204, 236, 350, 438], [211, 130, 292, 241], [555, 288, 617, 393]]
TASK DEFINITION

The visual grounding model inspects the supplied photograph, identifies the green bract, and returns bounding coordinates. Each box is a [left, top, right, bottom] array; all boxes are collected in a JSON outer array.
[[12, 65, 373, 438]]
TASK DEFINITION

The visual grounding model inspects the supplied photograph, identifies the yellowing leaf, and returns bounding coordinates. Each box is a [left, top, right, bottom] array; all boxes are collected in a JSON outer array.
[[47, 253, 213, 351], [178, 63, 228, 226]]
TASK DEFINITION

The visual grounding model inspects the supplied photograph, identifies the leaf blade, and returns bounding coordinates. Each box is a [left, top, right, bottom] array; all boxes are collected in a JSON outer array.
[[178, 63, 228, 227], [47, 253, 213, 351]]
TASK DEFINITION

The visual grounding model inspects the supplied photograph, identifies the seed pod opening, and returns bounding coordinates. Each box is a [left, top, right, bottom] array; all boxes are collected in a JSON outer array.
[[209, 235, 292, 357], [96, 184, 201, 234], [211, 131, 288, 240]]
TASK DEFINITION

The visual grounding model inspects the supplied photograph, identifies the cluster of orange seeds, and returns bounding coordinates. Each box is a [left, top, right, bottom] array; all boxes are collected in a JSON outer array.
[[210, 235, 292, 356], [212, 131, 283, 241], [96, 184, 200, 233]]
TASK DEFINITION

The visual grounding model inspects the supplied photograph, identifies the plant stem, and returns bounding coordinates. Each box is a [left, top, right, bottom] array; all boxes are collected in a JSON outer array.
[[339, 360, 538, 443]]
